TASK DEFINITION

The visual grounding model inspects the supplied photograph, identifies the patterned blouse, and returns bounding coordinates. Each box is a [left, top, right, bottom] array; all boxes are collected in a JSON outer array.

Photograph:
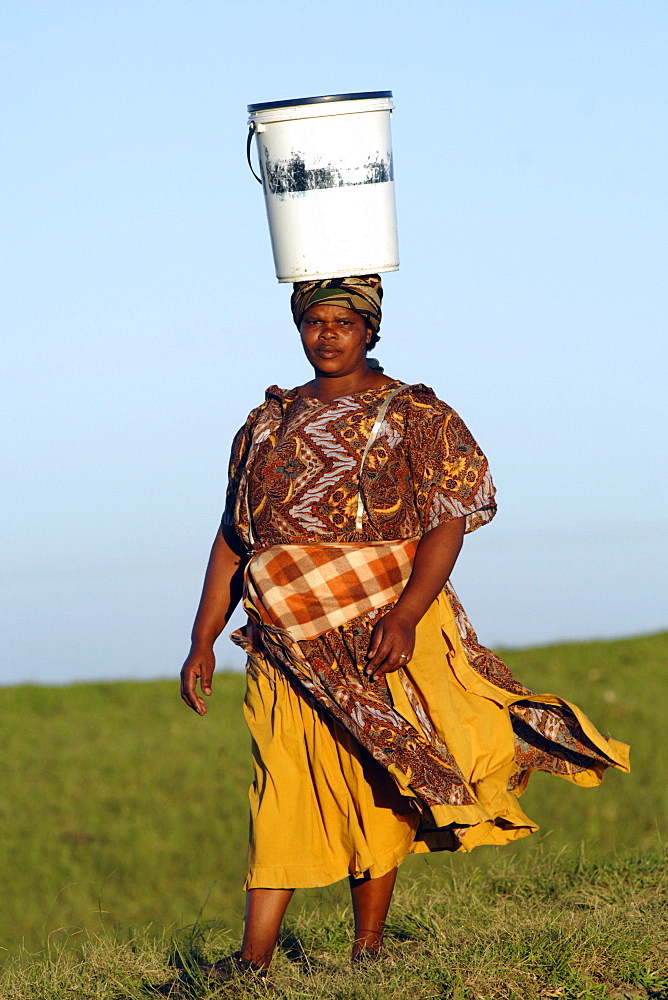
[[222, 381, 496, 550]]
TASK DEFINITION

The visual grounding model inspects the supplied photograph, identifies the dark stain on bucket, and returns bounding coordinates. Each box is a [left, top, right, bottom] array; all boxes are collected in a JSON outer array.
[[264, 151, 394, 195]]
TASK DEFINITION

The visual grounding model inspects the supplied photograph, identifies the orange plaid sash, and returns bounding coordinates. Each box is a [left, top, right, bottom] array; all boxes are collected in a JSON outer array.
[[244, 537, 419, 641]]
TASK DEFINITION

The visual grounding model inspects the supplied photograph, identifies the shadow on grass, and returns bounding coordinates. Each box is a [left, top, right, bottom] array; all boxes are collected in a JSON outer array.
[[277, 928, 318, 976]]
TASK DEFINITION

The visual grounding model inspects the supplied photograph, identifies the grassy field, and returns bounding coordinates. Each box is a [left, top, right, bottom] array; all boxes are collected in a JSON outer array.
[[0, 632, 665, 995], [1, 850, 666, 999]]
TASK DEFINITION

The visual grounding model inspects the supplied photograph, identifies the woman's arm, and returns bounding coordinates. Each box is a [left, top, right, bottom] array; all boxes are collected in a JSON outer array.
[[180, 526, 248, 715], [365, 516, 466, 679]]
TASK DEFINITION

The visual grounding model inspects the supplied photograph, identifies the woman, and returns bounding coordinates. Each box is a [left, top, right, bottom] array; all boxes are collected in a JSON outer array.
[[179, 274, 629, 983]]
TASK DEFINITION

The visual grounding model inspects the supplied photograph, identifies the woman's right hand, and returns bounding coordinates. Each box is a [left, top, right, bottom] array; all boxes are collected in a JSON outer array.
[[180, 644, 216, 716], [180, 526, 248, 716]]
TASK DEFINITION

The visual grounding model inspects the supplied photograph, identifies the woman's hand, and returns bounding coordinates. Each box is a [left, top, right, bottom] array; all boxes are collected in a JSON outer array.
[[179, 526, 247, 716], [180, 643, 216, 715], [365, 607, 417, 680], [365, 517, 468, 682]]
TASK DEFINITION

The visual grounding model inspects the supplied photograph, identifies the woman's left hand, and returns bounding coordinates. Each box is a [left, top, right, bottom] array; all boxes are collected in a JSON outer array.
[[364, 518, 468, 682], [365, 607, 417, 680]]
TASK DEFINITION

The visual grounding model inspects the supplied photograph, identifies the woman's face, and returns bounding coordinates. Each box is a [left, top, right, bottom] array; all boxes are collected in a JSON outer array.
[[299, 303, 371, 375]]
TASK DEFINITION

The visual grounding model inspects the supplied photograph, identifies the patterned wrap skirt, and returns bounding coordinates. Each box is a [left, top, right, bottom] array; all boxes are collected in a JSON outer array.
[[232, 539, 630, 890]]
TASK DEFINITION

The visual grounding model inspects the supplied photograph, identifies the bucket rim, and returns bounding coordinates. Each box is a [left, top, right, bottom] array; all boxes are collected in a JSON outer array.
[[276, 262, 399, 283], [247, 91, 392, 113]]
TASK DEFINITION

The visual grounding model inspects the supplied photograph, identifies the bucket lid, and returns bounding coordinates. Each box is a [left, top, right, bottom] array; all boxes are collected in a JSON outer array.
[[247, 91, 392, 113]]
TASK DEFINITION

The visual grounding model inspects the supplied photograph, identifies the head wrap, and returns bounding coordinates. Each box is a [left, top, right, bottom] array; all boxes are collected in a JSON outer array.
[[290, 274, 383, 335]]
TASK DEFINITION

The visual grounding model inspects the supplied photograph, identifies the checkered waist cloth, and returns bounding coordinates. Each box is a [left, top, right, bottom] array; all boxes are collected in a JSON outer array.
[[244, 537, 420, 641]]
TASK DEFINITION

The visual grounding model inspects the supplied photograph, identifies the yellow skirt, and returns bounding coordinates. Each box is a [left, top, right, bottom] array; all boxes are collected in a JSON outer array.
[[242, 592, 630, 890]]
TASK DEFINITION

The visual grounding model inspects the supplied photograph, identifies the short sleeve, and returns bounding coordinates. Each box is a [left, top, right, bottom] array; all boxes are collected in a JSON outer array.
[[403, 391, 497, 534], [219, 389, 286, 546], [220, 422, 252, 533]]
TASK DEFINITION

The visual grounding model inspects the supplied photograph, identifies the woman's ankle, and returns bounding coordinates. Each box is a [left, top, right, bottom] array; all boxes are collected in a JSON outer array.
[[239, 944, 274, 969], [351, 932, 383, 959]]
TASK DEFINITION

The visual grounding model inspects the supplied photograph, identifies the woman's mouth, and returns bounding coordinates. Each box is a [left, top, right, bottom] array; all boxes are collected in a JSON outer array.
[[316, 348, 341, 359]]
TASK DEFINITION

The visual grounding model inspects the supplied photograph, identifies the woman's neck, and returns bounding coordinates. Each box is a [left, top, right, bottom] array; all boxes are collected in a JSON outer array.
[[299, 366, 395, 402]]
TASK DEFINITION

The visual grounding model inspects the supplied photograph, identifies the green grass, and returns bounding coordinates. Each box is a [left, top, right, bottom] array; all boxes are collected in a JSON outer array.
[[1, 849, 666, 999], [0, 675, 252, 956], [0, 632, 665, 985]]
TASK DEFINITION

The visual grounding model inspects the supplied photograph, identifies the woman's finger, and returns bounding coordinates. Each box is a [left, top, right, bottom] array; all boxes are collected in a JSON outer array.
[[181, 679, 204, 715], [366, 610, 416, 676], [366, 633, 407, 675], [200, 662, 214, 696], [366, 622, 384, 659], [369, 645, 413, 679], [367, 628, 414, 677], [180, 660, 208, 715], [365, 631, 394, 673]]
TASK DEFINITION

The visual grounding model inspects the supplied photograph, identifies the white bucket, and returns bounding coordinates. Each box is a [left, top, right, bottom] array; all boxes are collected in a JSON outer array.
[[247, 92, 399, 283]]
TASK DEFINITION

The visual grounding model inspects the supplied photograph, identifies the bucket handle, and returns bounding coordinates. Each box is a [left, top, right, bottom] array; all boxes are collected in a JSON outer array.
[[246, 124, 263, 185]]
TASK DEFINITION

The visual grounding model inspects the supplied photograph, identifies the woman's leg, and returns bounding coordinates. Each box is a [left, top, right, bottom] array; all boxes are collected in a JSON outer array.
[[239, 887, 295, 968], [349, 867, 398, 958]]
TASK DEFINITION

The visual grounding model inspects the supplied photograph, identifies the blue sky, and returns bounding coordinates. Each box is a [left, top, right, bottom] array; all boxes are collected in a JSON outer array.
[[1, 0, 666, 684]]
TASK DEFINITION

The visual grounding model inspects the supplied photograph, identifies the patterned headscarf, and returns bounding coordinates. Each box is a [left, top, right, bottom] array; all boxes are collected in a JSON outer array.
[[290, 274, 383, 335]]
